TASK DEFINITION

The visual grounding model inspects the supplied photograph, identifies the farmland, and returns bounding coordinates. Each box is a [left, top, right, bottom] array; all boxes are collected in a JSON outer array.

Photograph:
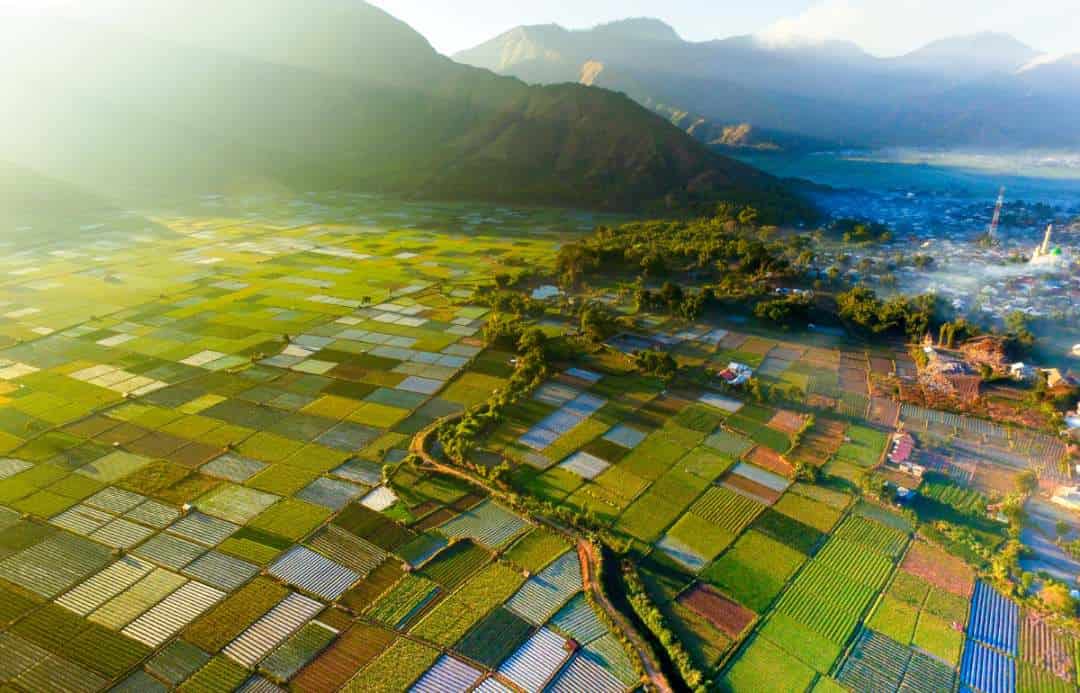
[[0, 192, 1076, 693]]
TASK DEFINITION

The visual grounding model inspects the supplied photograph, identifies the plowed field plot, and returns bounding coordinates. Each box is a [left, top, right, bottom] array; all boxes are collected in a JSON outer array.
[[292, 622, 396, 692], [677, 583, 755, 638], [767, 410, 806, 435], [788, 418, 845, 467], [745, 445, 793, 477], [900, 539, 975, 596], [1020, 612, 1075, 683]]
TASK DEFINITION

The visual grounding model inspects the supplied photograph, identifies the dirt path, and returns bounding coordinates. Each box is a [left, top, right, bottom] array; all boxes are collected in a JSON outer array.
[[410, 417, 671, 691], [577, 541, 673, 693]]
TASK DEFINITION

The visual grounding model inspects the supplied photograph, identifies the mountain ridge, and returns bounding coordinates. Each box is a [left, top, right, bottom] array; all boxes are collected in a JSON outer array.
[[0, 2, 809, 217], [454, 20, 1078, 149]]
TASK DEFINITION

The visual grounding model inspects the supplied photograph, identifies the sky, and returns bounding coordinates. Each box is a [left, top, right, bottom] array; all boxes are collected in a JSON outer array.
[[371, 0, 1075, 58]]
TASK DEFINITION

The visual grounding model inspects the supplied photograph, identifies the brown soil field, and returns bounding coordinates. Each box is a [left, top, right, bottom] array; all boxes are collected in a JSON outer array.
[[677, 582, 756, 639], [901, 540, 975, 596]]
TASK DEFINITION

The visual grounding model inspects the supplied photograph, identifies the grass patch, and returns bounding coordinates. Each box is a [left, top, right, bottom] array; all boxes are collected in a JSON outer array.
[[721, 634, 818, 692], [752, 509, 824, 554], [912, 611, 963, 666], [866, 595, 919, 645], [502, 529, 570, 574], [248, 498, 332, 541]]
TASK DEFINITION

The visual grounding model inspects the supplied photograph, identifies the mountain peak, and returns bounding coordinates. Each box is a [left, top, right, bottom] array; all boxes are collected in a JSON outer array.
[[899, 32, 1037, 75], [589, 18, 681, 42]]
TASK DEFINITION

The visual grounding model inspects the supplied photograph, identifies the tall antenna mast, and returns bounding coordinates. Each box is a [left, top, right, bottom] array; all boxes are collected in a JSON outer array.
[[987, 186, 1005, 244]]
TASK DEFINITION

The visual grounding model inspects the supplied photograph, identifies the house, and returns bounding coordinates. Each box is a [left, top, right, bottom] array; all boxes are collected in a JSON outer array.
[[718, 362, 754, 386], [1010, 362, 1037, 382], [960, 335, 1009, 374], [1042, 368, 1066, 389], [888, 432, 916, 465], [1051, 486, 1080, 513]]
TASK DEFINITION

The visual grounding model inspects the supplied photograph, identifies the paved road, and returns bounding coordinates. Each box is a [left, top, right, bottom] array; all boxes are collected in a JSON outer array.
[[1020, 497, 1080, 585]]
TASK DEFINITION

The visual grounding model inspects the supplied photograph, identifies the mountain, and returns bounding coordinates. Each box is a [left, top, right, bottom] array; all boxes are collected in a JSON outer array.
[[456, 21, 1078, 149], [889, 32, 1039, 79], [0, 2, 805, 215]]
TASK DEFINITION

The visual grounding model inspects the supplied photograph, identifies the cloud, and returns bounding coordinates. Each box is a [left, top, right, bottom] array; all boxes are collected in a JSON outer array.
[[758, 0, 864, 46]]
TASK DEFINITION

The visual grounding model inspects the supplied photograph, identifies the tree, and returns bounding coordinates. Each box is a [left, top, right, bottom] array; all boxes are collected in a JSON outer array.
[[516, 327, 547, 353], [1015, 470, 1038, 495], [1040, 582, 1077, 616], [1005, 311, 1036, 353], [737, 206, 759, 228], [633, 349, 677, 380], [754, 295, 811, 327], [554, 242, 596, 289], [794, 461, 820, 483], [580, 303, 618, 343]]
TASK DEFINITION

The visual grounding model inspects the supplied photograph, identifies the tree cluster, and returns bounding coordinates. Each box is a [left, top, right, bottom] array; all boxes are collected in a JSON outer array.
[[440, 321, 549, 464], [836, 286, 939, 341]]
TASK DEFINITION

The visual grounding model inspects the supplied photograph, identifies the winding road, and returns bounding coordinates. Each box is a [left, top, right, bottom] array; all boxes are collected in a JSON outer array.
[[409, 417, 672, 692]]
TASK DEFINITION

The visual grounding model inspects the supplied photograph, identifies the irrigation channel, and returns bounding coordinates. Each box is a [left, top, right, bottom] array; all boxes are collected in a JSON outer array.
[[409, 415, 677, 692]]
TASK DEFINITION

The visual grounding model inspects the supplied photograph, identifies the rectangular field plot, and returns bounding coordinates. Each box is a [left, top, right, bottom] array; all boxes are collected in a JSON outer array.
[[677, 583, 755, 639], [496, 626, 572, 693], [968, 580, 1019, 655], [548, 653, 625, 693], [437, 499, 528, 549], [223, 592, 324, 668], [0, 531, 113, 598], [505, 550, 583, 625], [702, 530, 806, 613], [341, 636, 440, 691], [258, 619, 338, 683], [366, 574, 440, 629], [122, 581, 225, 647], [837, 628, 956, 693], [558, 451, 610, 479], [270, 546, 359, 601], [549, 593, 608, 645], [688, 486, 766, 535], [411, 654, 484, 693], [961, 638, 1016, 693], [454, 606, 535, 669], [764, 514, 908, 672], [291, 622, 395, 692]]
